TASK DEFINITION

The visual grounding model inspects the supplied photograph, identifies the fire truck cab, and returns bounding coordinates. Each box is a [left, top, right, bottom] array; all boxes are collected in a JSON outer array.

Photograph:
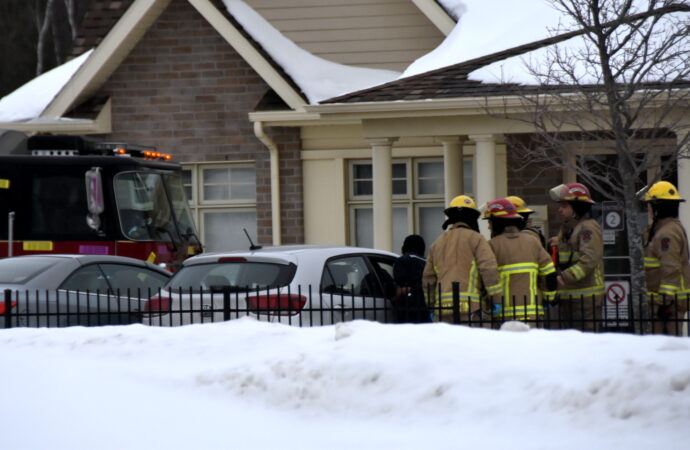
[[0, 131, 202, 269]]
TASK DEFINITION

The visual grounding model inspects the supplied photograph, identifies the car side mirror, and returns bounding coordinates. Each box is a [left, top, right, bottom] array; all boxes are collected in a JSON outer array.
[[85, 167, 104, 232]]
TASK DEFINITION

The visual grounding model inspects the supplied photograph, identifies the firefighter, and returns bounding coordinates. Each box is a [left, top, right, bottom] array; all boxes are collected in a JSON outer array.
[[423, 195, 501, 325], [507, 195, 547, 248], [639, 181, 690, 336], [484, 198, 557, 327], [549, 182, 605, 332]]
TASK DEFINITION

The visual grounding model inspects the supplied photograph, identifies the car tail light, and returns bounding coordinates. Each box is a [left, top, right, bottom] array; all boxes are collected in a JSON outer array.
[[144, 295, 171, 316], [0, 301, 17, 315], [246, 294, 307, 316], [218, 257, 246, 262]]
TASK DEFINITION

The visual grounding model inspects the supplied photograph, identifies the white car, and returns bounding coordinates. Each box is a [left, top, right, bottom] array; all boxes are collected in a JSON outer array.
[[143, 245, 400, 326]]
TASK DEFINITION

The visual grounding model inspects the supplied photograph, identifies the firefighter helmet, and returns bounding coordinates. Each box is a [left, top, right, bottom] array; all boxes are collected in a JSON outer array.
[[549, 183, 595, 204], [483, 198, 522, 219], [506, 195, 534, 214], [446, 195, 479, 212], [638, 181, 685, 202]]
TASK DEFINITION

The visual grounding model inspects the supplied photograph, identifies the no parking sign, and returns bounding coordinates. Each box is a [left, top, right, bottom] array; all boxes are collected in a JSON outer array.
[[605, 280, 629, 322], [606, 283, 626, 304]]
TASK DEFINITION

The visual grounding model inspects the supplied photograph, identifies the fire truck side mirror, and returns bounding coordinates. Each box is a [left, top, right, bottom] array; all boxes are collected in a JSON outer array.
[[85, 167, 104, 231]]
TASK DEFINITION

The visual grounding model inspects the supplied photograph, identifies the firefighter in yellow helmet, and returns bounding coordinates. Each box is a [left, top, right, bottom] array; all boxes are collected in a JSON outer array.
[[549, 183, 605, 331], [484, 198, 557, 327], [640, 181, 690, 335], [507, 195, 547, 248], [423, 195, 501, 325]]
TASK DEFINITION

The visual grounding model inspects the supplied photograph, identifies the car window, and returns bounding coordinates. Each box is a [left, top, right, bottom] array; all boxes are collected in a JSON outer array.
[[367, 255, 397, 299], [321, 256, 381, 297], [98, 264, 170, 293], [167, 262, 296, 291], [60, 265, 109, 292], [0, 257, 57, 284]]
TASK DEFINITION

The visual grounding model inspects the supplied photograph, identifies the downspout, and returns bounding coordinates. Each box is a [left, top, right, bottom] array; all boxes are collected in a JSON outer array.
[[253, 121, 282, 245]]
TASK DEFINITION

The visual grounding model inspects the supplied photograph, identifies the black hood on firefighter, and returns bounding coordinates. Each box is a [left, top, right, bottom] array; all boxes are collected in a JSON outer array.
[[442, 207, 480, 232]]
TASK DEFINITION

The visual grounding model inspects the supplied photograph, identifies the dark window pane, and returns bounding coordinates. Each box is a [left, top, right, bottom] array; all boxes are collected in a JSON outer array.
[[354, 164, 372, 179], [354, 180, 373, 196]]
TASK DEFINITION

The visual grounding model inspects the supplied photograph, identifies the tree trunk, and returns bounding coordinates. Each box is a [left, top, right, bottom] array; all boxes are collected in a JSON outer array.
[[35, 0, 56, 75], [64, 0, 78, 40], [623, 185, 648, 333]]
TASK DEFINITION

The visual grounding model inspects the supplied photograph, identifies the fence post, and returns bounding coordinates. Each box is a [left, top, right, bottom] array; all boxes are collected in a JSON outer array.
[[4, 289, 13, 329], [222, 288, 231, 322], [452, 282, 460, 324]]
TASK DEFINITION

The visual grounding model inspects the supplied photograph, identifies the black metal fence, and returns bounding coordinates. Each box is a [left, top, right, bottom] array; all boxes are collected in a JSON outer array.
[[2, 287, 688, 336]]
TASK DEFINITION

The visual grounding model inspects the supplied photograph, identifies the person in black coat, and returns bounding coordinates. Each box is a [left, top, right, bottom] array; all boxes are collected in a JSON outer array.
[[393, 234, 431, 323]]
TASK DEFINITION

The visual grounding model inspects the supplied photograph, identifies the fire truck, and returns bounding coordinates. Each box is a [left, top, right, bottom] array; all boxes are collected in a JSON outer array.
[[0, 131, 202, 269]]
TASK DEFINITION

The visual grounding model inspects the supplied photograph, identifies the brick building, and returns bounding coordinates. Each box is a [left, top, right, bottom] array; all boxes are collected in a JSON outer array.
[[1, 0, 688, 268]]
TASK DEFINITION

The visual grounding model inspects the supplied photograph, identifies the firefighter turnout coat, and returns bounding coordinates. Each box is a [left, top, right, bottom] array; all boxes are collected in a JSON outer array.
[[556, 218, 605, 298], [644, 217, 690, 312], [423, 222, 501, 322], [489, 226, 556, 320]]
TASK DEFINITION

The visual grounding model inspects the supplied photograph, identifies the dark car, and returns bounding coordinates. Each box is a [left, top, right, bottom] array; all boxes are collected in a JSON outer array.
[[0, 254, 171, 327]]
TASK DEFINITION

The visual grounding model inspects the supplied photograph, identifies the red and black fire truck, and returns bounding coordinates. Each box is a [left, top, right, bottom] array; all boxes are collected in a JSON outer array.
[[0, 131, 202, 270]]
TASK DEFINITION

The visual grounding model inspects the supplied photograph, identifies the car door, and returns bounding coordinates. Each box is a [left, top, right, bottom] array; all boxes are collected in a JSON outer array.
[[56, 264, 112, 326], [321, 255, 394, 323], [364, 254, 398, 322], [58, 263, 168, 325]]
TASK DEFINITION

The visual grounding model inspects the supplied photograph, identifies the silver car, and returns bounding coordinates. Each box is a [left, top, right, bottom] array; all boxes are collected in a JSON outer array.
[[143, 245, 399, 326], [0, 254, 171, 327]]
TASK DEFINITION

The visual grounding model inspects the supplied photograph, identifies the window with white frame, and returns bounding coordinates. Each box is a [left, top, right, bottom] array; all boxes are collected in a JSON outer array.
[[182, 163, 257, 252], [348, 157, 473, 253]]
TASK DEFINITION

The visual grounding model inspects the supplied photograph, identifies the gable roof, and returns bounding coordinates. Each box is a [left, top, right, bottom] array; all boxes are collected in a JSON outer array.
[[38, 0, 454, 122], [69, 0, 137, 58]]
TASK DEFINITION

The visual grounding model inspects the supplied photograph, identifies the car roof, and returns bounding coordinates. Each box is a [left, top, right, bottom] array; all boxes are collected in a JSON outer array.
[[1, 254, 170, 275], [184, 245, 399, 266]]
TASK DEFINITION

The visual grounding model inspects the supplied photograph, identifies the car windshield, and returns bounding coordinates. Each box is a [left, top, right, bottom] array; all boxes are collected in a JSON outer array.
[[167, 261, 296, 292], [0, 257, 56, 284]]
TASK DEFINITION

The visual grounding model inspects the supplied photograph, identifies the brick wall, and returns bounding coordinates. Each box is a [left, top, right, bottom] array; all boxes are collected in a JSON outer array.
[[95, 0, 303, 245]]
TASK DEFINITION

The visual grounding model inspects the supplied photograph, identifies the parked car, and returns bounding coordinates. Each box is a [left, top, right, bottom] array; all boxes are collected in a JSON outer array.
[[143, 245, 400, 326], [0, 254, 171, 327]]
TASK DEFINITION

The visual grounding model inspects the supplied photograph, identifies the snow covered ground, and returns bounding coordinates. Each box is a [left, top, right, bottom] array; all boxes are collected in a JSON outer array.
[[1, 319, 689, 450]]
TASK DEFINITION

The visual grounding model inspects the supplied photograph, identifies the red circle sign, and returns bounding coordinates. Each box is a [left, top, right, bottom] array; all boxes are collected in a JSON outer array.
[[606, 283, 626, 304]]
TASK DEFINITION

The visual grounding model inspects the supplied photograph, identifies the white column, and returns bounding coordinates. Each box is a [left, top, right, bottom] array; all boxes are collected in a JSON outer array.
[[469, 134, 497, 238], [678, 132, 690, 231], [439, 136, 465, 206], [369, 138, 398, 252]]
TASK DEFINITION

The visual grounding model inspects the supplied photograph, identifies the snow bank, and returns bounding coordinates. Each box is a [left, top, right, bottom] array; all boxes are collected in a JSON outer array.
[[1, 319, 688, 450]]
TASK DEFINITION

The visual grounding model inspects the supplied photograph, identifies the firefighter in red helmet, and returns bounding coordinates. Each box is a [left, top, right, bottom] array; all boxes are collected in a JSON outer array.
[[549, 183, 604, 331], [484, 198, 557, 327]]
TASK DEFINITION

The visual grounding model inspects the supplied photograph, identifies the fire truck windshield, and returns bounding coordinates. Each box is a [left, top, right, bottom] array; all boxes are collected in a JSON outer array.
[[114, 171, 194, 242]]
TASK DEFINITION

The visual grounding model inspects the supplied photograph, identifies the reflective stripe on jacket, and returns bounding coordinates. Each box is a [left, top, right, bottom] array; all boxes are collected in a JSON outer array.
[[556, 217, 605, 298], [423, 222, 500, 312], [489, 226, 556, 318], [644, 217, 690, 303]]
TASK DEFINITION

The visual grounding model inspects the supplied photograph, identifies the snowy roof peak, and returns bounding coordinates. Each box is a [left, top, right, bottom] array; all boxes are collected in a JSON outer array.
[[0, 50, 93, 123], [222, 0, 400, 104]]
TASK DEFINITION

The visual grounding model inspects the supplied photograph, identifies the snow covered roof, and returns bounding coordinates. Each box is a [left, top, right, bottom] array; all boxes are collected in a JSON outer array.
[[0, 50, 94, 122], [324, 1, 690, 104], [0, 0, 412, 123], [2, 0, 685, 123], [221, 0, 401, 104]]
